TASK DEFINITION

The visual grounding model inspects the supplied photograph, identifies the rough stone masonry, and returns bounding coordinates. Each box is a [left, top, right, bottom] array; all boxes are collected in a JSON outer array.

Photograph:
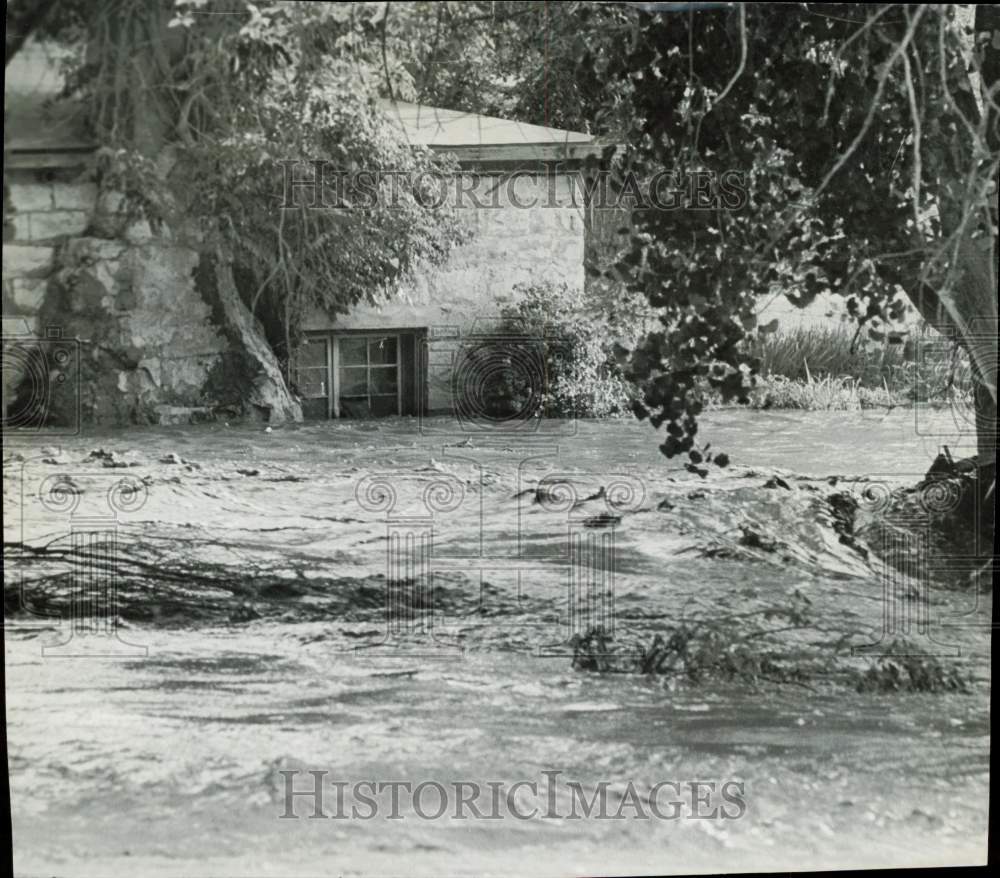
[[2, 161, 302, 428]]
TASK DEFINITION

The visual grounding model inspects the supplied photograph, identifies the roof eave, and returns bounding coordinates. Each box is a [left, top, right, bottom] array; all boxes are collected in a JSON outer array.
[[429, 141, 609, 167], [5, 147, 96, 168]]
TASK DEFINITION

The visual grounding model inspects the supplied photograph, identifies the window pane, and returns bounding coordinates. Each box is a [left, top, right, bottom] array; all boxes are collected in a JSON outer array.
[[339, 366, 368, 396], [297, 339, 327, 369], [339, 397, 371, 418], [370, 395, 399, 417], [369, 336, 398, 364], [301, 397, 328, 420], [295, 373, 326, 399], [371, 366, 398, 395], [339, 336, 368, 366]]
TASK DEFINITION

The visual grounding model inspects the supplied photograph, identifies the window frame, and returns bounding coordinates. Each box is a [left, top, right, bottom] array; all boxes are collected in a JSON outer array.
[[292, 335, 333, 419], [335, 333, 402, 417], [298, 329, 424, 419]]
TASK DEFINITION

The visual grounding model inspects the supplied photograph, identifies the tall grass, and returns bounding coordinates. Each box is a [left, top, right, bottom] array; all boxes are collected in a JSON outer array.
[[706, 323, 971, 411], [748, 325, 912, 384]]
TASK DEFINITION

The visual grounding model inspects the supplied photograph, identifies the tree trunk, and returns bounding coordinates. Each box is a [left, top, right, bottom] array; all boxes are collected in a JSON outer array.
[[907, 7, 1000, 473]]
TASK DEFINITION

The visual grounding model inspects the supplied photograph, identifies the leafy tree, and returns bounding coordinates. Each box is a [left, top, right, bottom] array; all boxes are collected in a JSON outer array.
[[365, 1, 630, 134], [8, 1, 996, 465], [369, 2, 997, 476], [580, 3, 998, 471], [7, 0, 465, 364]]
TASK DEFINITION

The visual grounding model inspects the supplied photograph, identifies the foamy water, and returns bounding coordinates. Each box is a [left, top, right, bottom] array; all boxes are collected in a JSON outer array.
[[5, 412, 990, 875]]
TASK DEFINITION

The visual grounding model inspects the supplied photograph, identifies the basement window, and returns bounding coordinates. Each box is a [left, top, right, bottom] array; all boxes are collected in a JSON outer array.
[[293, 330, 424, 419], [291, 336, 330, 420], [337, 334, 401, 418]]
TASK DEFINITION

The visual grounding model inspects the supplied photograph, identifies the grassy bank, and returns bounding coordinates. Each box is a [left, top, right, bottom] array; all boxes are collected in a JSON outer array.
[[709, 324, 972, 411]]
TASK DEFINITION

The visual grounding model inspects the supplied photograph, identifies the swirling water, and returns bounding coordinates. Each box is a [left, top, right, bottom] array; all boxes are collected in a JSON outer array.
[[4, 411, 989, 875]]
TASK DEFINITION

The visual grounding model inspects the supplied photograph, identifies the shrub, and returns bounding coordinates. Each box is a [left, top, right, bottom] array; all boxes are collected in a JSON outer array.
[[569, 621, 975, 694], [856, 650, 971, 693], [570, 594, 817, 686], [489, 281, 639, 418]]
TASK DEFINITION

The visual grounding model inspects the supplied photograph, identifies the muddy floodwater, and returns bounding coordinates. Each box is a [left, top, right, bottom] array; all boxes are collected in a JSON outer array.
[[4, 411, 990, 875]]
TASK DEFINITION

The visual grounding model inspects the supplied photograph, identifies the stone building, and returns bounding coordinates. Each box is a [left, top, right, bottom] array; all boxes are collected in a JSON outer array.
[[297, 101, 604, 419], [3, 43, 605, 426], [3, 41, 299, 428]]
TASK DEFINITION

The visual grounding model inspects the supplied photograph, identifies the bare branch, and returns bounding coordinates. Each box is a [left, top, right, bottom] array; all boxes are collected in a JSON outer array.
[[707, 2, 747, 112]]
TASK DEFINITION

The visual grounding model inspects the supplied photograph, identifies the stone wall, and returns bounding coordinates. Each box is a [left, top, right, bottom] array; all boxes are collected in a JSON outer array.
[[3, 168, 95, 423], [303, 171, 586, 412], [2, 163, 301, 427], [3, 171, 94, 335]]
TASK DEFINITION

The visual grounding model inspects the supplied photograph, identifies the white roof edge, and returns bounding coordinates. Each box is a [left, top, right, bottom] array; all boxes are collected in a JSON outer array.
[[380, 99, 593, 148]]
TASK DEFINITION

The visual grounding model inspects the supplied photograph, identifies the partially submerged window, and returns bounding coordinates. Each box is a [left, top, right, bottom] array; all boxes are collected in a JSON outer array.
[[291, 337, 330, 419], [293, 330, 423, 419], [338, 334, 400, 418]]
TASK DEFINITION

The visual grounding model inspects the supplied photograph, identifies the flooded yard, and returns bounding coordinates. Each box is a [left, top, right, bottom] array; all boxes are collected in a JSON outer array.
[[4, 412, 991, 875]]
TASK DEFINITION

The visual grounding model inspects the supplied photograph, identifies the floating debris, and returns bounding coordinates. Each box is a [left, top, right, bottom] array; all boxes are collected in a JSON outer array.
[[763, 476, 792, 490], [572, 486, 607, 510], [738, 525, 780, 552]]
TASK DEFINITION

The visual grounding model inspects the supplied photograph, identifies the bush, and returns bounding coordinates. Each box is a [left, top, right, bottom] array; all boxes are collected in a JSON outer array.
[[570, 593, 817, 686], [856, 650, 970, 693], [488, 282, 639, 418]]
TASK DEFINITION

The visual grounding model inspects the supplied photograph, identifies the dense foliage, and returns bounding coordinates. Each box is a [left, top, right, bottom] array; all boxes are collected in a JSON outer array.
[[345, 1, 630, 134], [498, 281, 638, 418], [6, 2, 997, 462], [11, 0, 466, 362], [325, 1, 998, 463], [589, 4, 998, 463]]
